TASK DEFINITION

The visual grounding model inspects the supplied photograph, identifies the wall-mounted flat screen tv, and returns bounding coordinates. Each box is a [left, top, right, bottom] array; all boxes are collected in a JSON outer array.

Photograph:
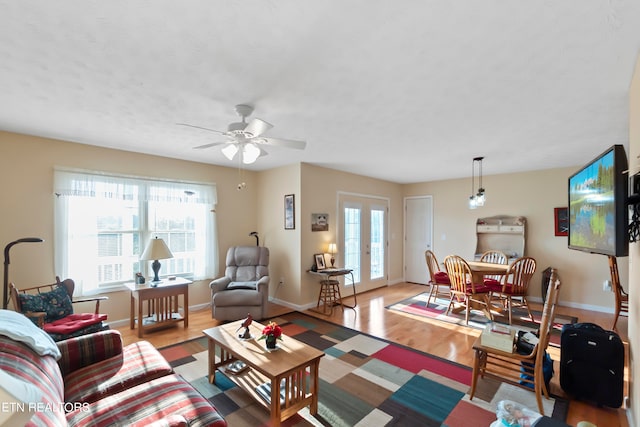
[[568, 144, 628, 257]]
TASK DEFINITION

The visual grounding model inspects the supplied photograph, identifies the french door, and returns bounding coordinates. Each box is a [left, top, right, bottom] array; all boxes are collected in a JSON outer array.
[[338, 193, 388, 293]]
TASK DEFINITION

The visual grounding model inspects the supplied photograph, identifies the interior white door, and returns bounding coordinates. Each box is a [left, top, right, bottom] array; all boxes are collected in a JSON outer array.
[[339, 194, 388, 293], [404, 196, 433, 284]]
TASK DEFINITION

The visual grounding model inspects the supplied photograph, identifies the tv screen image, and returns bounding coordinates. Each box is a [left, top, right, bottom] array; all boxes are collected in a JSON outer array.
[[568, 144, 628, 257]]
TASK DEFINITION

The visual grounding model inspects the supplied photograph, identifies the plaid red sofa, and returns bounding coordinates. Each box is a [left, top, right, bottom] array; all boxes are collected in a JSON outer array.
[[0, 311, 226, 427]]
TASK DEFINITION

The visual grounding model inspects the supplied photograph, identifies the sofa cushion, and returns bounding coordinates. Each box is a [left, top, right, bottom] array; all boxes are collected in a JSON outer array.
[[66, 374, 227, 427], [0, 335, 66, 427], [18, 285, 73, 323], [213, 288, 263, 307], [56, 329, 124, 377], [0, 368, 43, 426], [64, 340, 173, 404]]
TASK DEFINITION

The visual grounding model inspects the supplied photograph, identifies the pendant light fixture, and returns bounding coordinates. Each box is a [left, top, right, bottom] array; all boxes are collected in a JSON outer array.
[[469, 156, 486, 209]]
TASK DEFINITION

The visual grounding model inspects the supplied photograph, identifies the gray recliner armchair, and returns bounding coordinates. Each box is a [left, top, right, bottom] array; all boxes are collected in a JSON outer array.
[[210, 246, 270, 321]]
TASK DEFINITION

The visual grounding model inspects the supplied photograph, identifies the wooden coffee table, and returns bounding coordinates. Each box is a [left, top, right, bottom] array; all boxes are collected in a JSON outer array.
[[203, 320, 324, 426]]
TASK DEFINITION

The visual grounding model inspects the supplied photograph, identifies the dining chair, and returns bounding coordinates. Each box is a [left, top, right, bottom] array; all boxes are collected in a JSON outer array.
[[443, 255, 493, 325], [424, 250, 450, 305], [608, 255, 629, 330], [492, 256, 537, 325], [470, 269, 561, 415], [479, 250, 508, 288]]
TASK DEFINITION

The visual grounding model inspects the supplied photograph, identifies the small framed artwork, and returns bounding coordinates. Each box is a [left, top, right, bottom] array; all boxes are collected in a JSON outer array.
[[554, 207, 568, 236], [311, 213, 329, 232], [284, 194, 295, 230], [314, 253, 326, 270]]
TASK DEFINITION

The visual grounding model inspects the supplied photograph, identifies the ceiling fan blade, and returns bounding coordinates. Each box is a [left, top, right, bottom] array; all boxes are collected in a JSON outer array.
[[192, 142, 226, 150], [244, 118, 273, 138], [260, 137, 306, 150], [177, 123, 226, 135]]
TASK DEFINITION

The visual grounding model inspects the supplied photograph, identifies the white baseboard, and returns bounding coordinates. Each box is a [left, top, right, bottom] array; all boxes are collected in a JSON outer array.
[[527, 296, 614, 314]]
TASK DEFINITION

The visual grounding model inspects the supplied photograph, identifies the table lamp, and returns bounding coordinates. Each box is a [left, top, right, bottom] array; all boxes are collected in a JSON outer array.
[[140, 237, 173, 282], [328, 243, 337, 267]]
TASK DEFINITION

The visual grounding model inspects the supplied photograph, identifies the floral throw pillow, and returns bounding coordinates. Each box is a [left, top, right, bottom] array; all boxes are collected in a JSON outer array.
[[18, 285, 73, 324]]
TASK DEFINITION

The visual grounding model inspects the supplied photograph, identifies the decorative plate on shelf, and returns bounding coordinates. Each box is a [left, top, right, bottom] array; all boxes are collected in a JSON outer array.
[[226, 360, 249, 375]]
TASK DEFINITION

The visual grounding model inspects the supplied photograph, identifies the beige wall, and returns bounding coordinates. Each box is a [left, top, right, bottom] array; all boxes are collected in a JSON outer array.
[[0, 131, 259, 323], [256, 164, 302, 305], [627, 53, 639, 427], [404, 167, 629, 311], [296, 163, 405, 307], [2, 130, 628, 316]]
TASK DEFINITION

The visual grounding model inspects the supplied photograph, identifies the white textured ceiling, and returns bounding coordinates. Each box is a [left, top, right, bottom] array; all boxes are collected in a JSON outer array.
[[1, 1, 639, 183]]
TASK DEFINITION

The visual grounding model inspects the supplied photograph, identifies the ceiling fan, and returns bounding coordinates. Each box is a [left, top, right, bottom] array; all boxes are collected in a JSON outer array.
[[178, 104, 306, 164]]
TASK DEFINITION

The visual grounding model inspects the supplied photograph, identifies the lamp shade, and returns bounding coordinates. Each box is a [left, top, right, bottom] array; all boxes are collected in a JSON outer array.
[[328, 243, 337, 254], [140, 237, 173, 282], [221, 144, 238, 161], [242, 143, 261, 164], [140, 237, 173, 261]]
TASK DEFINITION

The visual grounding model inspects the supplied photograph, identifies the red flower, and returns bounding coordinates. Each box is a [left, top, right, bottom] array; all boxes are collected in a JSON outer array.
[[259, 322, 283, 340]]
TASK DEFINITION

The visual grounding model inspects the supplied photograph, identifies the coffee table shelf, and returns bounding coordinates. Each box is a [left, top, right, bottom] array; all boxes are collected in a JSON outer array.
[[203, 321, 324, 426]]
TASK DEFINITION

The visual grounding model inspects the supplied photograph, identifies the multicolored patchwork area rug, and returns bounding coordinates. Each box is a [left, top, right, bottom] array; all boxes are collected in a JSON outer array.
[[386, 292, 577, 347], [159, 312, 568, 426]]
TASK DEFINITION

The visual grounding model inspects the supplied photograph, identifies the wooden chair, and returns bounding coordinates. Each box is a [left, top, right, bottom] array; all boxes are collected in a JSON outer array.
[[424, 250, 450, 305], [470, 270, 561, 415], [479, 250, 508, 288], [608, 256, 629, 330], [443, 255, 493, 324], [10, 276, 108, 341], [491, 256, 537, 325]]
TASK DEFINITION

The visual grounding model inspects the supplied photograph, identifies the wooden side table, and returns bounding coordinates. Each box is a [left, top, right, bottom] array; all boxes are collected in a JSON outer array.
[[307, 268, 355, 315], [124, 277, 191, 338]]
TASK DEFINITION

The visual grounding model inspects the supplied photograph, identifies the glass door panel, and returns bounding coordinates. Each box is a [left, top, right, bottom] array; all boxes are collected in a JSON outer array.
[[339, 195, 388, 293]]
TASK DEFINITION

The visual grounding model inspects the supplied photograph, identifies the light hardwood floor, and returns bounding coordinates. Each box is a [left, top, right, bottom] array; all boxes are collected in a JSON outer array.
[[115, 282, 629, 427]]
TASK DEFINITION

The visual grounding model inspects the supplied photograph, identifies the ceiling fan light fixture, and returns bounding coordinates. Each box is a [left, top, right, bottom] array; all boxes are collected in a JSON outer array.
[[242, 143, 261, 164], [227, 121, 249, 134], [221, 144, 238, 160], [183, 104, 306, 164]]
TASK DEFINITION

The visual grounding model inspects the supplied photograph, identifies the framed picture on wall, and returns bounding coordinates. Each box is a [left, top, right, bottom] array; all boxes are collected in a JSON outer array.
[[311, 213, 329, 232], [284, 194, 295, 230], [554, 207, 568, 236]]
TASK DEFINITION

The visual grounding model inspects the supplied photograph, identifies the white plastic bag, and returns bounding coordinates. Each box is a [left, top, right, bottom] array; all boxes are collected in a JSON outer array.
[[494, 400, 542, 427]]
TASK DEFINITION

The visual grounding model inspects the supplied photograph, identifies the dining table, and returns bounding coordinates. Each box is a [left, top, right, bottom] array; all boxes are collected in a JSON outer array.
[[467, 260, 510, 285]]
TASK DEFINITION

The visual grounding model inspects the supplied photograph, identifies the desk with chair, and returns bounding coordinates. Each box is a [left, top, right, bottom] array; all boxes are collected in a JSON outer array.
[[307, 268, 355, 315]]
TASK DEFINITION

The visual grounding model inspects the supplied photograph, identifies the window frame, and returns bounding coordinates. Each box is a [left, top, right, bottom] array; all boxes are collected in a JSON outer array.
[[54, 168, 218, 296]]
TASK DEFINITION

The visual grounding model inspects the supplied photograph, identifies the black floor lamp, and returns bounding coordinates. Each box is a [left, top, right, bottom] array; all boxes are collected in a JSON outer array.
[[3, 237, 44, 309], [249, 231, 259, 246]]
